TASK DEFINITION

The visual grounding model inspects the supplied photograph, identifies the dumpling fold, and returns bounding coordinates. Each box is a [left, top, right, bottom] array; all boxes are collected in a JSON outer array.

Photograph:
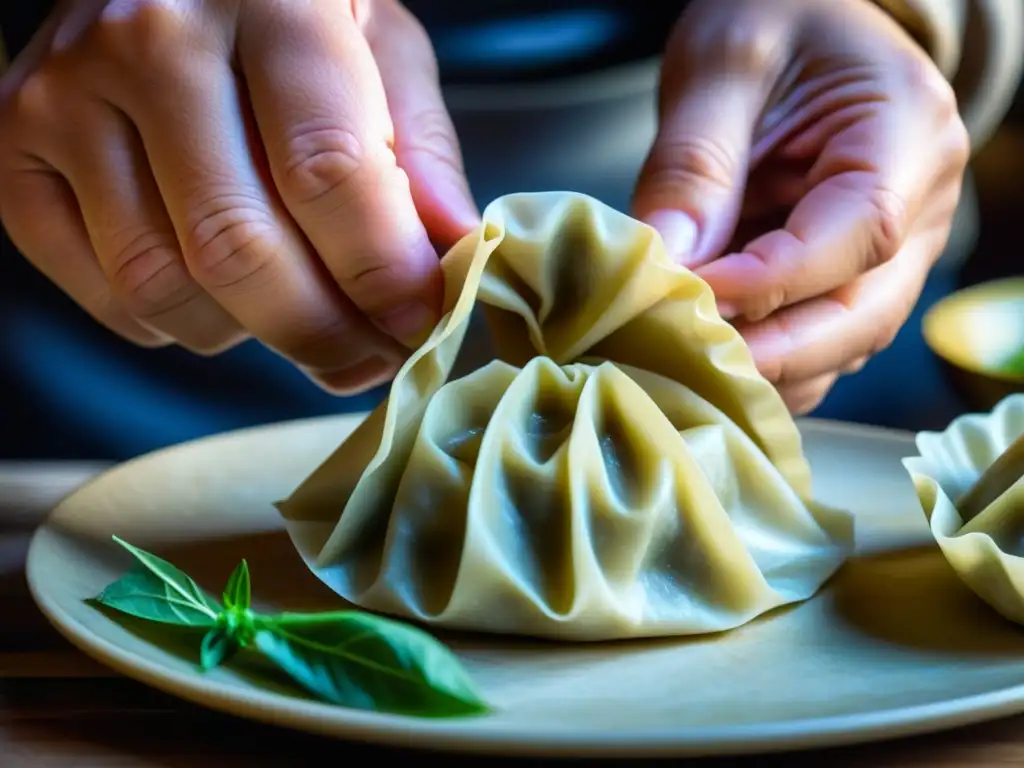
[[902, 394, 1024, 625], [277, 191, 854, 641]]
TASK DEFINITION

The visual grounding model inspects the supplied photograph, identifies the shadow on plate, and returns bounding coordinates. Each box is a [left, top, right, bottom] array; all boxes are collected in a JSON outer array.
[[69, 521, 801, 659], [75, 521, 1024, 664], [827, 546, 1024, 655]]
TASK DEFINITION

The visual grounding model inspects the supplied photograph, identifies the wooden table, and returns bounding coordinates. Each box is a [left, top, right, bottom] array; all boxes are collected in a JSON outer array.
[[5, 464, 1024, 766]]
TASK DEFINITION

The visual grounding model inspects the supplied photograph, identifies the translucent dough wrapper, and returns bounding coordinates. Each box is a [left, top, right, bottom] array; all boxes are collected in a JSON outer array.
[[902, 394, 1024, 624], [277, 192, 854, 641]]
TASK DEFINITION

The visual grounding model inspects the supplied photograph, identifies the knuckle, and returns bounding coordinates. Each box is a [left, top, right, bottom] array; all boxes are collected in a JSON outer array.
[[88, 291, 170, 348], [909, 56, 960, 118], [675, 11, 785, 77], [747, 288, 787, 323], [894, 51, 964, 128], [390, 2, 435, 59], [107, 231, 195, 318], [933, 79, 960, 121], [89, 0, 187, 69], [871, 317, 901, 357], [641, 135, 737, 202], [736, 238, 793, 320], [2, 70, 59, 132], [280, 124, 367, 210], [713, 24, 785, 75], [340, 252, 408, 310], [865, 187, 907, 268], [181, 193, 278, 290], [398, 108, 463, 172], [364, 0, 435, 61], [947, 118, 971, 167], [90, 0, 189, 72]]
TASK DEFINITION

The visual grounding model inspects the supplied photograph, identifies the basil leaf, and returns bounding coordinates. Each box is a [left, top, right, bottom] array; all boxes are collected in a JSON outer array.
[[1002, 346, 1024, 376], [101, 536, 222, 622], [252, 612, 489, 717], [223, 560, 251, 610], [91, 539, 489, 720], [200, 625, 239, 671], [92, 562, 220, 627]]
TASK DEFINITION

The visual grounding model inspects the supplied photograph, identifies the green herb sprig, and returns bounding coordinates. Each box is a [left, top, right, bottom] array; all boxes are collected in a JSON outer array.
[[1000, 347, 1024, 377], [89, 536, 489, 718]]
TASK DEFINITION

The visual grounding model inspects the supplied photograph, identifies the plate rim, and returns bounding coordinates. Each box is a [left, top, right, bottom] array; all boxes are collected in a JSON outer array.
[[28, 413, 1022, 758]]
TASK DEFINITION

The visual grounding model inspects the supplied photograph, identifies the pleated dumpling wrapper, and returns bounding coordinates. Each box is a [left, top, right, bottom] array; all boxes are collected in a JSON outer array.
[[902, 394, 1024, 624], [277, 192, 854, 641]]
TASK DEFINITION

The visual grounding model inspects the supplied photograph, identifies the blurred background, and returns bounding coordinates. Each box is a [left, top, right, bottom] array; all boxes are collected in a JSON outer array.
[[1, 1, 1022, 460]]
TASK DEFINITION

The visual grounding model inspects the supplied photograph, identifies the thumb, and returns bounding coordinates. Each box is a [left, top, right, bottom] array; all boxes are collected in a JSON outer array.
[[366, 3, 479, 250], [633, 30, 777, 267]]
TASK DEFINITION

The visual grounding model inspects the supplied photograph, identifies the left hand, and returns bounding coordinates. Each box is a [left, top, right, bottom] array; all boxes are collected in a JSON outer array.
[[633, 0, 970, 414]]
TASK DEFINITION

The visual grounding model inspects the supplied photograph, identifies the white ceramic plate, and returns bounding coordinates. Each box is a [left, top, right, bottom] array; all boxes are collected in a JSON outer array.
[[25, 414, 1024, 758]]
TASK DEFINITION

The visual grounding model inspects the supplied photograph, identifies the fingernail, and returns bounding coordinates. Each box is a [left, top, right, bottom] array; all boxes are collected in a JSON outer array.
[[376, 301, 436, 348], [448, 181, 481, 231], [313, 356, 397, 396], [645, 209, 699, 266], [716, 300, 739, 320]]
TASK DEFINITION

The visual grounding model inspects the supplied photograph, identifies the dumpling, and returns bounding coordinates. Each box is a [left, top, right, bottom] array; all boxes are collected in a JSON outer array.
[[902, 394, 1024, 624], [277, 191, 854, 641]]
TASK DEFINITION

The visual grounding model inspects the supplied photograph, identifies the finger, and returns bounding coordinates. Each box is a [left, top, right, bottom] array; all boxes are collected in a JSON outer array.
[[696, 98, 965, 323], [719, 209, 789, 273], [0, 161, 167, 347], [842, 356, 869, 375], [102, 38, 403, 389], [49, 101, 246, 355], [633, 12, 789, 266], [696, 122, 912, 322], [365, 1, 479, 249], [0, 3, 64, 102], [738, 233, 938, 385], [238, 0, 444, 348], [777, 372, 839, 416]]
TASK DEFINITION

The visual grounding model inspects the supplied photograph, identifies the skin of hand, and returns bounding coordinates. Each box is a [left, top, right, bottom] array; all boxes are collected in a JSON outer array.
[[634, 0, 970, 414], [0, 0, 479, 394]]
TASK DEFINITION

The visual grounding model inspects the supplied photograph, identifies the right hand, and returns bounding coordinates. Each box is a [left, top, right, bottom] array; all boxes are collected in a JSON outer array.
[[0, 0, 478, 393]]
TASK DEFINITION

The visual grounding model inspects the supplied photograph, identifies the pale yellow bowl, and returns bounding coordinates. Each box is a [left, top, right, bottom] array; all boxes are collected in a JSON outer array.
[[922, 277, 1024, 410]]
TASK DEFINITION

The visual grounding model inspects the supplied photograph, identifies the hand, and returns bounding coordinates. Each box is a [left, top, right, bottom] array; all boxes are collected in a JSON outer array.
[[633, 0, 970, 414], [0, 0, 478, 393]]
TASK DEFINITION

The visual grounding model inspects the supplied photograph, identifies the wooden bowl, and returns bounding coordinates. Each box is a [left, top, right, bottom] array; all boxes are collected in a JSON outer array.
[[923, 278, 1024, 410]]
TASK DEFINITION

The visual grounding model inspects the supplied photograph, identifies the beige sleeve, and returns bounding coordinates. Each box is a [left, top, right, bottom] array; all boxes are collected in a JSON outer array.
[[874, 0, 1024, 152]]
